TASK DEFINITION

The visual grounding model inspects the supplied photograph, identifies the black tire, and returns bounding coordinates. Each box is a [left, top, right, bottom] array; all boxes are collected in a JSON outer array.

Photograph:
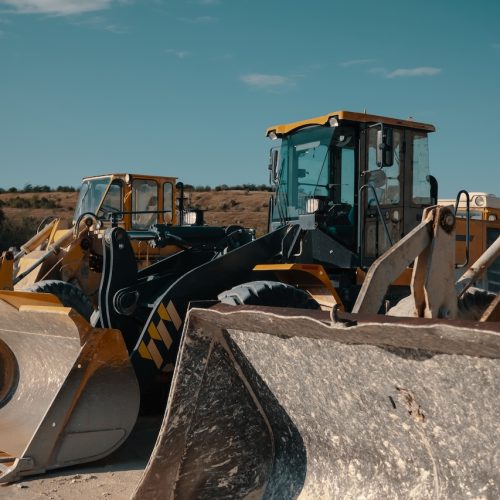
[[218, 280, 320, 309], [23, 280, 94, 321]]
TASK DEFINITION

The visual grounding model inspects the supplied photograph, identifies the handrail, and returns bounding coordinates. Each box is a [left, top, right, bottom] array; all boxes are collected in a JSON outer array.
[[357, 183, 393, 267], [110, 210, 171, 227], [454, 189, 470, 269]]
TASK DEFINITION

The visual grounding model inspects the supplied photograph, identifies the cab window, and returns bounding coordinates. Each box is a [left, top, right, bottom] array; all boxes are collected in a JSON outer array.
[[412, 132, 432, 204], [163, 182, 173, 224], [132, 179, 158, 229], [367, 127, 402, 205], [98, 180, 123, 220]]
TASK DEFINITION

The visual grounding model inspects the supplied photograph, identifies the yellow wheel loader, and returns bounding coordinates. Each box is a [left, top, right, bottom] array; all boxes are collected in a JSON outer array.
[[1, 111, 499, 498], [131, 206, 499, 498], [0, 173, 228, 311]]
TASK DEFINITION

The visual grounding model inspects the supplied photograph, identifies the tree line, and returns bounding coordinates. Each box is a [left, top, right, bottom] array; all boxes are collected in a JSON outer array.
[[181, 184, 273, 192], [0, 183, 272, 193], [0, 184, 76, 194]]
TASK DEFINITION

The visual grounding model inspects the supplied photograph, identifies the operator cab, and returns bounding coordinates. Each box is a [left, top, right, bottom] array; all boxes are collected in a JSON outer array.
[[73, 173, 177, 230], [267, 110, 437, 267]]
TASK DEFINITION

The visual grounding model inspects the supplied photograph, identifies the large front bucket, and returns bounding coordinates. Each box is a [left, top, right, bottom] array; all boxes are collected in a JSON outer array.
[[135, 305, 500, 499], [0, 291, 140, 483]]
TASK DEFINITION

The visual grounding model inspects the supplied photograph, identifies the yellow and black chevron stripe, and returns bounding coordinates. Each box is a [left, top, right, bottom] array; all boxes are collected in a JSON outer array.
[[137, 300, 183, 373]]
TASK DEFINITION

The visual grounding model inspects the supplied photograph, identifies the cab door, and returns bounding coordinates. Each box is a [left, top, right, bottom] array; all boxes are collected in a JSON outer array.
[[131, 178, 159, 230], [404, 130, 433, 236], [361, 126, 405, 263]]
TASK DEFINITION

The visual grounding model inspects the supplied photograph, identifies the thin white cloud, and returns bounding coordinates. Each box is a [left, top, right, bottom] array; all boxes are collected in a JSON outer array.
[[492, 43, 500, 50], [0, 0, 129, 16], [165, 48, 191, 59], [340, 58, 375, 67], [386, 67, 442, 78], [198, 0, 220, 4], [240, 73, 292, 89]]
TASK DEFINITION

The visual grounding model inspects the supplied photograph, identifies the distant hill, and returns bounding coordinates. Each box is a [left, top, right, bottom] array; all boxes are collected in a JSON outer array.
[[0, 189, 270, 251]]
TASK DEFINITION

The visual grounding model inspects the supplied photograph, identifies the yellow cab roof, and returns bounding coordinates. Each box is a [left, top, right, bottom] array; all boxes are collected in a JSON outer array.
[[82, 173, 177, 183], [266, 110, 435, 137]]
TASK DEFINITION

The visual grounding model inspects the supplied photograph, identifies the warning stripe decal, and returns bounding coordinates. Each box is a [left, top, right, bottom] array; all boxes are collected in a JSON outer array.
[[147, 321, 162, 341], [138, 341, 152, 360], [137, 300, 183, 369], [156, 319, 173, 349], [157, 302, 171, 322], [147, 339, 163, 369], [166, 301, 182, 331]]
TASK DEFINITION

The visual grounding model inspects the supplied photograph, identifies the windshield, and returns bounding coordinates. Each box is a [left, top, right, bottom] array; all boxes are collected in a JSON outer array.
[[272, 125, 357, 223], [73, 177, 112, 223], [273, 126, 334, 221], [412, 132, 431, 204]]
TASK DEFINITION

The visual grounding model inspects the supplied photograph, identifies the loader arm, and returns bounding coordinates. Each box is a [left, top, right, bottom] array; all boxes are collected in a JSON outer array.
[[353, 205, 458, 317], [97, 224, 298, 390]]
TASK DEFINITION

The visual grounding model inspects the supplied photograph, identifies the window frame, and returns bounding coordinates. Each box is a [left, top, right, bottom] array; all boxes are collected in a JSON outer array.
[[131, 178, 159, 230], [163, 182, 173, 224]]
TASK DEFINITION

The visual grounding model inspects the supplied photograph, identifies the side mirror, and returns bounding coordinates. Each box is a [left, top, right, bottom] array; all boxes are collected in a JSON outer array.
[[268, 147, 280, 184], [376, 126, 394, 167], [429, 175, 438, 205]]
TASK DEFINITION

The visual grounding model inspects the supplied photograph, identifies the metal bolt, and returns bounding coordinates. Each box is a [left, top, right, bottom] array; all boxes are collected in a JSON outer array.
[[444, 214, 455, 227]]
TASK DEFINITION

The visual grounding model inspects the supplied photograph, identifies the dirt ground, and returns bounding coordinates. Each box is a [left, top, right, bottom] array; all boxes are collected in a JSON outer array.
[[0, 417, 162, 500]]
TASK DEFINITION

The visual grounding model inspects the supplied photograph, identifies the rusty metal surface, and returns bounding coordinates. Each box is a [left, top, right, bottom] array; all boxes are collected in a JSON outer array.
[[134, 306, 499, 499], [0, 297, 140, 483]]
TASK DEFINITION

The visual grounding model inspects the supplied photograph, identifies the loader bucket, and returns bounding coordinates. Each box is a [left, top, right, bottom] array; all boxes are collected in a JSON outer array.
[[135, 305, 500, 499], [0, 291, 140, 483]]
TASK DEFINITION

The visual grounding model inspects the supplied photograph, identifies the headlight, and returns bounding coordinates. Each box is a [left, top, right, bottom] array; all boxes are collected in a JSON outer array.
[[306, 198, 320, 213], [183, 211, 197, 225], [329, 116, 339, 127], [474, 195, 485, 207]]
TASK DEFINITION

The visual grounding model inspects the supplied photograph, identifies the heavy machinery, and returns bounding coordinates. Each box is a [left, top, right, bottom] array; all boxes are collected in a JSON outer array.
[[131, 207, 499, 498], [1, 111, 499, 497], [0, 173, 237, 311], [3, 202, 496, 495], [440, 191, 500, 292], [0, 173, 180, 302], [264, 111, 499, 306]]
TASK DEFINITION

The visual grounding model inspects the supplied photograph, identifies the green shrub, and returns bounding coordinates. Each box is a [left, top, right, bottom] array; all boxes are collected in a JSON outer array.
[[0, 215, 39, 251]]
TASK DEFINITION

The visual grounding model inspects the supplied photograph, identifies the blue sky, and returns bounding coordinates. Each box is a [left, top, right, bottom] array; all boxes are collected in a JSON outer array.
[[0, 0, 499, 196]]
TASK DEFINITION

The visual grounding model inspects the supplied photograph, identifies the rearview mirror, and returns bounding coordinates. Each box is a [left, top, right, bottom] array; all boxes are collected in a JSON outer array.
[[268, 147, 280, 184], [376, 126, 394, 167]]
